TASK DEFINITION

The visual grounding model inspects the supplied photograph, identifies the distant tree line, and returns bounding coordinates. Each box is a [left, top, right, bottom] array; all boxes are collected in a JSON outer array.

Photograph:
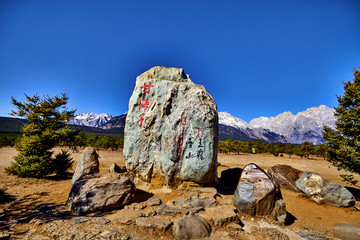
[[0, 132, 124, 151], [218, 138, 328, 159], [73, 133, 124, 151]]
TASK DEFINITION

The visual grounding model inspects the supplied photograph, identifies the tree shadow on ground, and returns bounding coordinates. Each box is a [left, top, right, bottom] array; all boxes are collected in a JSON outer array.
[[0, 192, 72, 235], [346, 186, 360, 201], [46, 172, 73, 181], [0, 188, 15, 204]]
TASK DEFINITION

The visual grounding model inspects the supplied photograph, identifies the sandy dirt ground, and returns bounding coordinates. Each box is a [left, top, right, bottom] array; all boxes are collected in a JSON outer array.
[[0, 147, 359, 239]]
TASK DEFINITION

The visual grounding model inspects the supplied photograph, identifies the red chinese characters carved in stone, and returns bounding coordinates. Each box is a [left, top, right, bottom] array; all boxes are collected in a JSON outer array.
[[139, 97, 150, 111], [137, 113, 145, 127], [140, 81, 154, 95]]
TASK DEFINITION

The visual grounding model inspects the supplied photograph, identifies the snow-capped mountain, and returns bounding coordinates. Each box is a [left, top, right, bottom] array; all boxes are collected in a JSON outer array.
[[249, 105, 336, 144], [218, 112, 287, 143], [70, 113, 113, 128], [100, 113, 127, 129]]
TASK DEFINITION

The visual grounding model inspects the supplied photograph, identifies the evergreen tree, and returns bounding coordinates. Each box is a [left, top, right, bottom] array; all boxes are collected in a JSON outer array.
[[5, 93, 76, 178], [323, 67, 360, 185]]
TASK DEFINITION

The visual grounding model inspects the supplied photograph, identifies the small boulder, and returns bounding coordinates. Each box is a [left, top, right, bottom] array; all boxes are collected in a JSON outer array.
[[72, 147, 99, 184], [173, 213, 211, 240], [67, 173, 136, 215], [109, 163, 124, 173], [296, 172, 355, 207], [267, 164, 303, 192], [233, 163, 286, 222]]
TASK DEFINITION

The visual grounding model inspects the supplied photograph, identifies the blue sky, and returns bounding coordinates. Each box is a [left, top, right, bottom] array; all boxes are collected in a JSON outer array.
[[0, 0, 359, 123]]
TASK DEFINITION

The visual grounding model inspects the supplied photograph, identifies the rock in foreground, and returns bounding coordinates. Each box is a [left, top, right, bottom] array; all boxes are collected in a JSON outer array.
[[67, 173, 136, 215], [124, 66, 218, 186], [233, 163, 286, 222], [173, 213, 211, 239], [72, 147, 99, 184], [296, 172, 355, 207]]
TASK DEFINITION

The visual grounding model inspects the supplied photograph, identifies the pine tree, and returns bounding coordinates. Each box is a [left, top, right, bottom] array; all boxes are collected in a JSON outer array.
[[5, 93, 76, 178], [323, 67, 360, 185]]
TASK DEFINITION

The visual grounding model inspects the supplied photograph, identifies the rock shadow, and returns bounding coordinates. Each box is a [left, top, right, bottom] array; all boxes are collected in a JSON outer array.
[[345, 186, 360, 201], [216, 167, 243, 195], [132, 189, 154, 204], [284, 211, 297, 226]]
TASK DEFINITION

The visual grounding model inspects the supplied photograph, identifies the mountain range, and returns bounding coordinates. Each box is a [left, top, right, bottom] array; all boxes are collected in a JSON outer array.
[[69, 105, 336, 144]]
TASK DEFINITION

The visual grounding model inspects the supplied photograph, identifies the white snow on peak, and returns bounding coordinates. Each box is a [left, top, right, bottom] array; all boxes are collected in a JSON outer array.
[[218, 112, 250, 130], [248, 105, 336, 144], [70, 113, 113, 127]]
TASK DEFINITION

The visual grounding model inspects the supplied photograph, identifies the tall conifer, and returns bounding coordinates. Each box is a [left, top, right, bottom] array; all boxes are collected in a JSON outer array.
[[5, 93, 76, 178], [323, 67, 360, 184]]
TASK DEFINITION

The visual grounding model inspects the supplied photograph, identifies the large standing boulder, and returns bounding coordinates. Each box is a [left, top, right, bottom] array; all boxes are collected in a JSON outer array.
[[67, 173, 136, 215], [233, 163, 286, 222], [267, 164, 303, 192], [72, 147, 99, 184], [296, 172, 355, 207], [124, 66, 218, 186]]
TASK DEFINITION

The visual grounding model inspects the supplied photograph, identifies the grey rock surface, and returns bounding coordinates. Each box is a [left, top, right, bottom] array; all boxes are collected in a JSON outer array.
[[334, 223, 360, 240], [72, 147, 99, 184], [296, 172, 356, 207], [198, 205, 239, 226], [173, 213, 211, 239], [124, 66, 218, 186], [135, 216, 172, 231], [233, 163, 286, 222], [267, 164, 303, 192], [67, 173, 136, 215]]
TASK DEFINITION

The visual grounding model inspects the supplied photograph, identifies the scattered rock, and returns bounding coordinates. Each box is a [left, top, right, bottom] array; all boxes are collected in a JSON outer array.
[[173, 213, 211, 240], [334, 223, 360, 240], [296, 172, 356, 207], [156, 204, 181, 216], [135, 216, 172, 231], [107, 209, 142, 224], [124, 66, 219, 186], [267, 164, 303, 192], [167, 195, 217, 210], [260, 228, 290, 240], [67, 173, 136, 215], [221, 168, 242, 185], [198, 205, 239, 226], [226, 222, 243, 230], [43, 219, 130, 240], [233, 163, 287, 222], [72, 147, 99, 184], [296, 231, 333, 240], [109, 163, 124, 173], [147, 196, 162, 206]]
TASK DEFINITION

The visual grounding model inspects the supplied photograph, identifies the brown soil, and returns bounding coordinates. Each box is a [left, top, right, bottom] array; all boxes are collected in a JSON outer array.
[[0, 147, 359, 239]]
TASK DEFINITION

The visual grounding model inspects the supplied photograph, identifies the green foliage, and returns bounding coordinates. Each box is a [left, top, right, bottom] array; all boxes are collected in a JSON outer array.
[[300, 141, 315, 159], [323, 67, 360, 185], [0, 134, 21, 147], [5, 93, 76, 178]]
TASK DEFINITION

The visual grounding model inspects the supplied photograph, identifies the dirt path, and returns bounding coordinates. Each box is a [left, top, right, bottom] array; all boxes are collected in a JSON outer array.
[[0, 148, 359, 239]]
